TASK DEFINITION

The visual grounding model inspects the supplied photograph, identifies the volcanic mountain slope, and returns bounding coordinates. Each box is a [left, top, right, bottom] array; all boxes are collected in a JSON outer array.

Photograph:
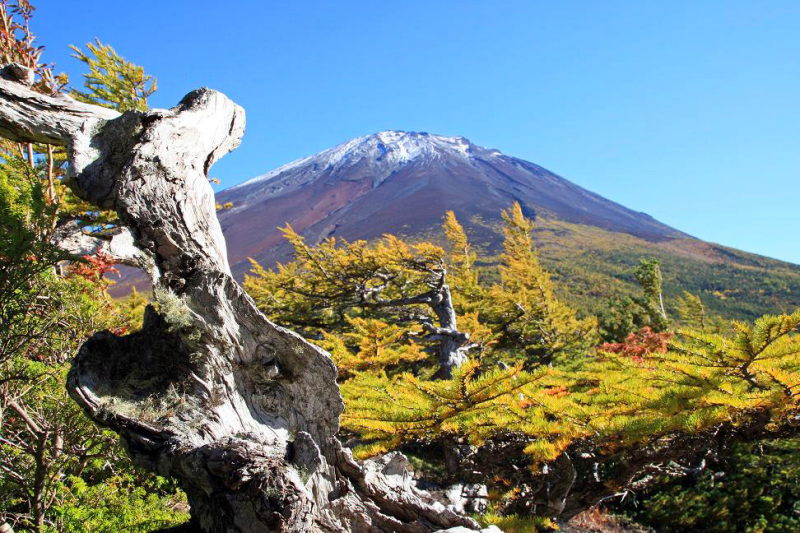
[[217, 130, 682, 266], [212, 131, 799, 321]]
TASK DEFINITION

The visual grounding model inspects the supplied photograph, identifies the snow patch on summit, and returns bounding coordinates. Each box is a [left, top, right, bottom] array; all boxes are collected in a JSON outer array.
[[234, 131, 501, 190]]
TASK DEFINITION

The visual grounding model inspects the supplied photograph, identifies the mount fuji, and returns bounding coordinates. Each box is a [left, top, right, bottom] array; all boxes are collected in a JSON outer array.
[[217, 130, 684, 270], [119, 131, 800, 320]]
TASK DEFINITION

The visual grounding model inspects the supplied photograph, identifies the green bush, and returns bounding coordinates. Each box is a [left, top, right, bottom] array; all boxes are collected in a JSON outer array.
[[620, 438, 800, 533], [52, 474, 189, 533]]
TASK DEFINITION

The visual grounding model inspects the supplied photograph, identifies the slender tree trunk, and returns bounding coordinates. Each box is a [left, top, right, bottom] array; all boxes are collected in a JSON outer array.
[[32, 432, 46, 533], [7, 399, 49, 531], [45, 144, 59, 237]]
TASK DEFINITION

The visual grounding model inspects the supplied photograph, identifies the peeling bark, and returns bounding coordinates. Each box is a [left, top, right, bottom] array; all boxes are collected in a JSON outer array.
[[0, 70, 481, 532]]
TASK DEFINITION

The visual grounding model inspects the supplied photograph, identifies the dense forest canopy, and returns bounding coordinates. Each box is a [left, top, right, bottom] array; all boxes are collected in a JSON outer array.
[[0, 2, 798, 532]]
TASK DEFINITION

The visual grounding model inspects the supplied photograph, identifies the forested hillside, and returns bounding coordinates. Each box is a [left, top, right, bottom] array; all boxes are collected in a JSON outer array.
[[531, 218, 800, 321], [402, 214, 800, 324]]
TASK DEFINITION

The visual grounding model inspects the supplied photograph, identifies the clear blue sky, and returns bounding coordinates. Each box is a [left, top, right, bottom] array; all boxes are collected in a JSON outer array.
[[35, 1, 799, 264]]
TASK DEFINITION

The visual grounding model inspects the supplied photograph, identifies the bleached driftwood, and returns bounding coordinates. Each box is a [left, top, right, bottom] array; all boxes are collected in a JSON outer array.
[[0, 66, 482, 532]]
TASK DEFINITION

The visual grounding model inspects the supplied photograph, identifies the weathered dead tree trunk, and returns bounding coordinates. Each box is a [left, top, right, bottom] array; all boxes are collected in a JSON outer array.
[[425, 281, 471, 379], [363, 271, 472, 379], [0, 65, 483, 532]]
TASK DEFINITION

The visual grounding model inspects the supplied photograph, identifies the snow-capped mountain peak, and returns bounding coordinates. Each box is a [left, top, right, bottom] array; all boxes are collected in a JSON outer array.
[[234, 131, 500, 191]]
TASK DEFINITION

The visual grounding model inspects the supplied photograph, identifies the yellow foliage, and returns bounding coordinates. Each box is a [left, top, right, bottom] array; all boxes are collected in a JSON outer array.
[[478, 203, 599, 365], [343, 310, 800, 464], [244, 205, 800, 472], [318, 317, 426, 378], [443, 210, 480, 301]]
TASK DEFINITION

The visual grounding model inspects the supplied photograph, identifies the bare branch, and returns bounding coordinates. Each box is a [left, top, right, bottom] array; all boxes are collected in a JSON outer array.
[[0, 68, 118, 145]]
